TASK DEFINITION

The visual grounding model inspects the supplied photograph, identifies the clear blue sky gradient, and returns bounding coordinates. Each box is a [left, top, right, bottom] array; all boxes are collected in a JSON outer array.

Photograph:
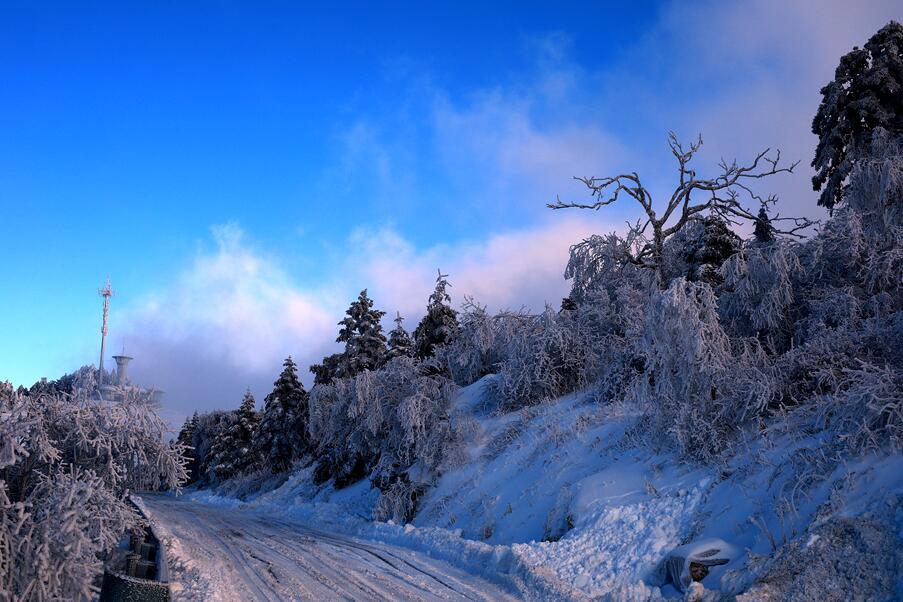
[[0, 2, 661, 385]]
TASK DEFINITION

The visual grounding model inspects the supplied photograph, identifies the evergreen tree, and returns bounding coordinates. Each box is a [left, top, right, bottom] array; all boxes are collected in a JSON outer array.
[[753, 206, 776, 244], [175, 412, 200, 483], [310, 352, 343, 385], [414, 270, 460, 358], [337, 289, 388, 376], [387, 312, 415, 359], [254, 356, 310, 472], [309, 290, 388, 384], [682, 216, 742, 285], [210, 390, 260, 480], [812, 21, 903, 211]]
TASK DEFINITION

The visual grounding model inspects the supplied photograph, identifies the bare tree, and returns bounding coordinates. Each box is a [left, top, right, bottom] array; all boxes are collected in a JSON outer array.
[[549, 133, 816, 285]]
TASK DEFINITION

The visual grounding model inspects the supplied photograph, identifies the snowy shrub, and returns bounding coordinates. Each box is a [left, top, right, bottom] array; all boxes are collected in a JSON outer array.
[[2, 468, 142, 601], [488, 306, 588, 410], [629, 279, 774, 462], [803, 205, 903, 301], [373, 478, 424, 525], [844, 128, 903, 229], [2, 388, 187, 497], [436, 299, 527, 387], [564, 232, 648, 304], [719, 241, 802, 351], [794, 287, 863, 344], [0, 377, 186, 601], [811, 360, 903, 455], [309, 357, 465, 522]]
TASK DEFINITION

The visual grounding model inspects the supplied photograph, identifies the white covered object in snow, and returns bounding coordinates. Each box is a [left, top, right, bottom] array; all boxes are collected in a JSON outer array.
[[664, 538, 734, 593]]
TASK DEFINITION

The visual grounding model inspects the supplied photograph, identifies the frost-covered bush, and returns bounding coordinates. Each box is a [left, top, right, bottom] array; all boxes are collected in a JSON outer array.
[[2, 468, 142, 601], [488, 306, 590, 410], [436, 299, 527, 387], [0, 373, 186, 601], [565, 232, 650, 304], [629, 279, 774, 462], [3, 388, 186, 498], [308, 357, 466, 522], [811, 360, 903, 455], [845, 128, 903, 229], [719, 241, 802, 351]]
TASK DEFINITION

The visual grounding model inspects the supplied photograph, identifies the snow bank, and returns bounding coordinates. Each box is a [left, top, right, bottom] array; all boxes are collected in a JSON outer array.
[[181, 379, 903, 601], [180, 475, 587, 601]]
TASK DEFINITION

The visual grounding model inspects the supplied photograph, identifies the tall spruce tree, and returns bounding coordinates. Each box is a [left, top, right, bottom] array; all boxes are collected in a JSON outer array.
[[387, 312, 415, 360], [337, 289, 387, 376], [210, 390, 260, 480], [414, 270, 459, 359], [254, 356, 310, 472]]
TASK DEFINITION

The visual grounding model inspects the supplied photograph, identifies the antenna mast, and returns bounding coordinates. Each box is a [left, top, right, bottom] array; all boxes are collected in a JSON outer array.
[[98, 278, 115, 385]]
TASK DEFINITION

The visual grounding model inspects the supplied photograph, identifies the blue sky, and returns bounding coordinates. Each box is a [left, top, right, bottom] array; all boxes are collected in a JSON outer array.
[[1, 1, 899, 424]]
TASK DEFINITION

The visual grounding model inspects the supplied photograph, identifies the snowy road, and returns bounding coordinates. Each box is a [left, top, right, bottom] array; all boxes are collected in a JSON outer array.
[[137, 494, 521, 602]]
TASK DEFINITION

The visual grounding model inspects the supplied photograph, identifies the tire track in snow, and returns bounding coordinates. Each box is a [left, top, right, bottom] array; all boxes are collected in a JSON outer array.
[[139, 494, 520, 602]]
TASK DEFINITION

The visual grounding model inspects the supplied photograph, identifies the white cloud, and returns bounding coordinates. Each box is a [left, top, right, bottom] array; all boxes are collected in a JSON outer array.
[[119, 216, 609, 425]]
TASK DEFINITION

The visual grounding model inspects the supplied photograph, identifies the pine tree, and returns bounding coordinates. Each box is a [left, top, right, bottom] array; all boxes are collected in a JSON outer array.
[[753, 206, 776, 244], [210, 390, 260, 480], [682, 216, 742, 285], [337, 289, 388, 376], [254, 357, 310, 472], [387, 312, 415, 360], [310, 352, 343, 385], [414, 270, 459, 358], [175, 412, 200, 483], [812, 21, 903, 211]]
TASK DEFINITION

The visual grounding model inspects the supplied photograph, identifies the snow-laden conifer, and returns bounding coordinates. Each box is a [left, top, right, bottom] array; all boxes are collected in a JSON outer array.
[[387, 312, 415, 360], [414, 270, 459, 358], [253, 356, 310, 472], [210, 389, 260, 480]]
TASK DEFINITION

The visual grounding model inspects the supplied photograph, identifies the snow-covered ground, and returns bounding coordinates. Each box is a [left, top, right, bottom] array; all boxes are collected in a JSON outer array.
[[171, 377, 903, 601], [135, 492, 532, 601]]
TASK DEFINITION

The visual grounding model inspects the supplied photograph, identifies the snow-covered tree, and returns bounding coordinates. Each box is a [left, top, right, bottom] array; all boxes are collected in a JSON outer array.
[[1, 375, 186, 600], [308, 356, 464, 522], [254, 356, 310, 472], [210, 390, 260, 481], [812, 21, 903, 211], [387, 312, 415, 360], [189, 410, 235, 483], [414, 270, 459, 358], [629, 279, 774, 462], [310, 290, 388, 384], [550, 133, 813, 285], [176, 411, 200, 483], [719, 239, 802, 351], [310, 351, 343, 386], [339, 289, 388, 375], [564, 231, 650, 305], [662, 215, 742, 286]]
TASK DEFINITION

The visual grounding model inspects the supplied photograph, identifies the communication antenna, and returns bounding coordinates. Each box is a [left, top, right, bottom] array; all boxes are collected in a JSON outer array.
[[98, 278, 115, 385]]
